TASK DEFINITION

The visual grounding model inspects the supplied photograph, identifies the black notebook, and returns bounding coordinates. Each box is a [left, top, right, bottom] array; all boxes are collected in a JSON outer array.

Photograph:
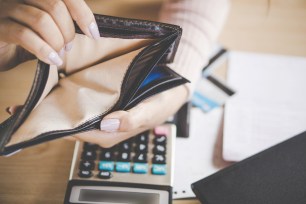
[[192, 131, 306, 204]]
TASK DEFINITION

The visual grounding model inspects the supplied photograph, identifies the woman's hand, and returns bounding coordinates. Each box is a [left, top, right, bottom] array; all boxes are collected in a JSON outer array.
[[0, 0, 99, 71], [73, 85, 188, 148]]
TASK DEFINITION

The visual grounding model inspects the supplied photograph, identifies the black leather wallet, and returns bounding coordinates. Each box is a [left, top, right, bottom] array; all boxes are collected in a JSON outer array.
[[0, 14, 188, 156], [191, 131, 306, 204]]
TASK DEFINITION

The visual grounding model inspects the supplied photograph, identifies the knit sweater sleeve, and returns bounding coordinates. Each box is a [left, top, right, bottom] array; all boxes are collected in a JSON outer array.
[[159, 0, 230, 96]]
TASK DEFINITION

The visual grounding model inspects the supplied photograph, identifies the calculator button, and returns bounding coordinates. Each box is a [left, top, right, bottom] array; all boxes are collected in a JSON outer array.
[[135, 143, 148, 153], [82, 150, 97, 160], [154, 135, 167, 145], [154, 126, 169, 136], [97, 171, 112, 179], [79, 160, 95, 170], [116, 162, 131, 173], [152, 154, 166, 164], [133, 163, 148, 174], [78, 170, 93, 178], [134, 153, 147, 163], [83, 143, 98, 151], [99, 161, 115, 171], [118, 152, 131, 162], [152, 164, 167, 175], [119, 142, 131, 152], [153, 144, 166, 154], [100, 151, 114, 161], [136, 132, 149, 143]]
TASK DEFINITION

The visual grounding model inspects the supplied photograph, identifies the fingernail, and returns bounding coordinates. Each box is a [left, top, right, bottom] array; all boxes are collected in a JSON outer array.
[[58, 47, 65, 58], [88, 22, 100, 40], [6, 107, 12, 115], [65, 41, 73, 52], [100, 119, 120, 132], [48, 51, 63, 66]]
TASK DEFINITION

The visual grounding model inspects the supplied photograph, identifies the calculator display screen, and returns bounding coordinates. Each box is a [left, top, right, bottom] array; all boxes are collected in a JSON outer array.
[[79, 189, 160, 204]]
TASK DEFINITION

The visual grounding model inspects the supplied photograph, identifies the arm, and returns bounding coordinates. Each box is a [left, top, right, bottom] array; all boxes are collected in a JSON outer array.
[[159, 0, 230, 96]]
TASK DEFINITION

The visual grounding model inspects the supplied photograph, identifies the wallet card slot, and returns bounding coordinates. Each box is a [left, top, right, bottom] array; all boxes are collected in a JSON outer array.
[[116, 33, 179, 110], [124, 66, 189, 110]]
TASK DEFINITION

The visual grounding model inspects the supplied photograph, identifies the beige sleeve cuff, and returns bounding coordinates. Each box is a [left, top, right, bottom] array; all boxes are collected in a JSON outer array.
[[159, 0, 230, 98]]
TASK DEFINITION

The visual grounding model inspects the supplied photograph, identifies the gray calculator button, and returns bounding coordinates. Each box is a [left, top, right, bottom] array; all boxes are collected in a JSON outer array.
[[97, 171, 112, 179], [78, 170, 92, 178]]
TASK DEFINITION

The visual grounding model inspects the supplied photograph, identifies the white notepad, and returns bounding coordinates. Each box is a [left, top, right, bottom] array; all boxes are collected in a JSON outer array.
[[173, 108, 231, 199], [223, 51, 306, 162]]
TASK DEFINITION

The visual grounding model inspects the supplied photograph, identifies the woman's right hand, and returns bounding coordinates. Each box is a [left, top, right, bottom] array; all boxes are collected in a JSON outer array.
[[0, 0, 100, 71]]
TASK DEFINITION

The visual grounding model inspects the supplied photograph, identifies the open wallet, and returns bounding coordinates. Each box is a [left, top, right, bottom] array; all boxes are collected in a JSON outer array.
[[0, 14, 189, 156]]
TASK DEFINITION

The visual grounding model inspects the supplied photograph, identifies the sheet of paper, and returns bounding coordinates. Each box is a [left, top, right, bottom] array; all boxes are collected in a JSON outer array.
[[173, 107, 231, 199], [223, 51, 306, 161]]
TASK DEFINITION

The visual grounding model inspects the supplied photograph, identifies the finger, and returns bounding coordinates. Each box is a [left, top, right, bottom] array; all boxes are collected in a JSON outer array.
[[64, 136, 77, 142], [5, 105, 22, 115], [7, 3, 64, 52], [63, 0, 100, 39], [100, 105, 148, 133], [0, 19, 63, 66], [24, 0, 75, 51]]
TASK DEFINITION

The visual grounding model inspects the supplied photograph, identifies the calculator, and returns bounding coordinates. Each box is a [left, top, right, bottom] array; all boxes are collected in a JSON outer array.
[[64, 124, 176, 204]]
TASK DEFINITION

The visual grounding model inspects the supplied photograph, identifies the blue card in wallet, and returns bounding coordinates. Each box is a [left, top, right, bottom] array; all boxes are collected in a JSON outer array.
[[191, 130, 306, 204]]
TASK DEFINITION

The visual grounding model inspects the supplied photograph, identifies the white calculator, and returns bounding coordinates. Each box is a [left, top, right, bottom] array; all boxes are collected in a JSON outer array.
[[64, 124, 176, 204]]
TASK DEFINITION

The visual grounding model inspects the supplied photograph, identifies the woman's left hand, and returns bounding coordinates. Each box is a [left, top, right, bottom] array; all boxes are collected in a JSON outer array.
[[72, 85, 188, 148]]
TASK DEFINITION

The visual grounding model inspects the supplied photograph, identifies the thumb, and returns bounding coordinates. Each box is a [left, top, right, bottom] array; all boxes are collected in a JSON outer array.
[[99, 102, 154, 133], [6, 105, 23, 115]]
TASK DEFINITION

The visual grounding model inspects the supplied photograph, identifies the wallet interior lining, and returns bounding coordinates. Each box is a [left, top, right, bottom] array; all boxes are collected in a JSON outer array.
[[62, 35, 156, 75], [30, 35, 156, 111], [6, 35, 154, 146]]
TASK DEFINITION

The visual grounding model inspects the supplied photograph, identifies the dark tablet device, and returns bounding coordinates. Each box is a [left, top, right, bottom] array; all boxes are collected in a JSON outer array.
[[191, 131, 306, 204]]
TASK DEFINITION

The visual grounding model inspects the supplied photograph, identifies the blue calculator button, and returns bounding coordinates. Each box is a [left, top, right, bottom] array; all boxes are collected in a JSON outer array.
[[116, 162, 131, 173], [152, 164, 167, 175], [133, 163, 148, 174], [99, 161, 114, 171]]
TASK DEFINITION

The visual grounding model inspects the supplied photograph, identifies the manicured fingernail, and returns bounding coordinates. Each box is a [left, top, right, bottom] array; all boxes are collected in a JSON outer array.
[[58, 47, 65, 58], [48, 51, 63, 66], [100, 119, 120, 132], [6, 107, 12, 115], [65, 41, 73, 51], [88, 22, 100, 40]]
